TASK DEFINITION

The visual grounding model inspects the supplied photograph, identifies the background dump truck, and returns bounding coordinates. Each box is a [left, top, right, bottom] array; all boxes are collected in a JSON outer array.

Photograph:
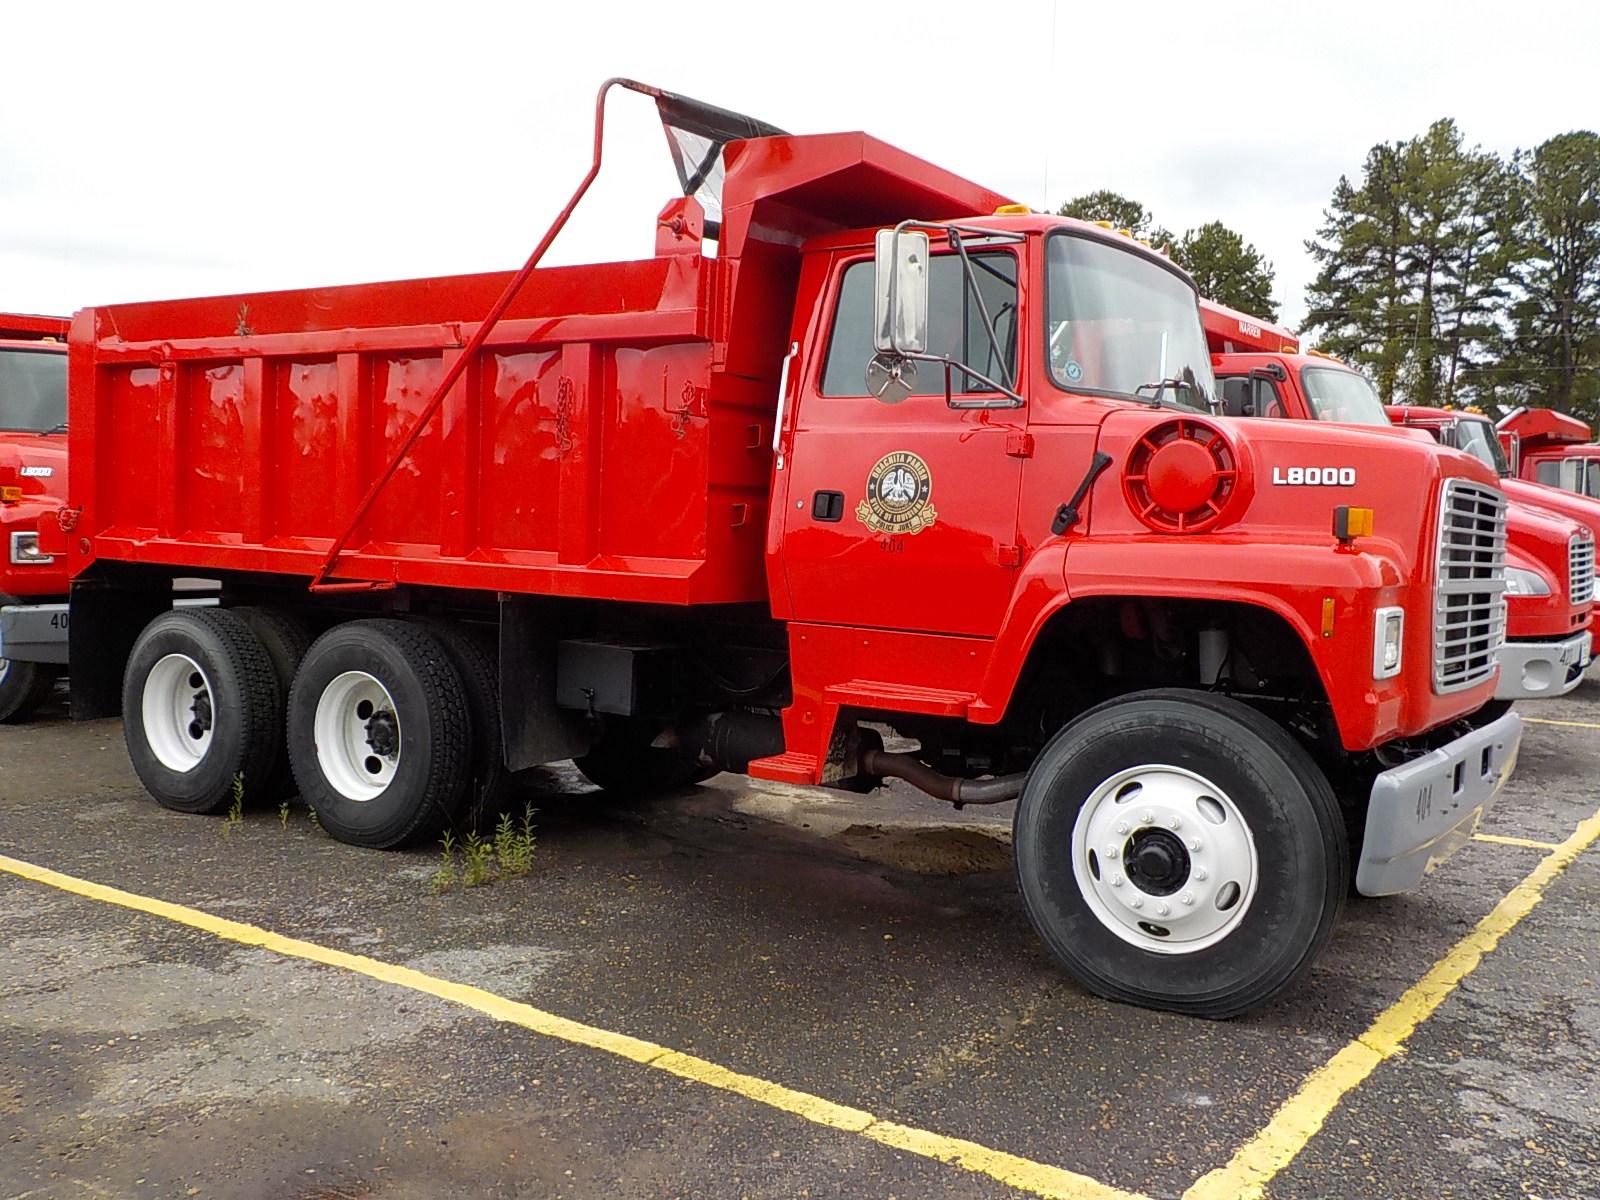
[[1499, 407, 1600, 499], [48, 81, 1519, 1018], [1203, 299, 1595, 704], [0, 314, 70, 720]]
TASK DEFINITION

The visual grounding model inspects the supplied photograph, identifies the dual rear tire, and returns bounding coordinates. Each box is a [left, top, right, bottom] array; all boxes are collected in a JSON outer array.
[[123, 611, 477, 847]]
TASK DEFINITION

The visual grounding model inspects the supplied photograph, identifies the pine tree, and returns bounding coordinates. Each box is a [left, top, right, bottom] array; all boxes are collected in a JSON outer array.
[[1303, 120, 1515, 407], [1485, 132, 1600, 421], [1170, 222, 1279, 322]]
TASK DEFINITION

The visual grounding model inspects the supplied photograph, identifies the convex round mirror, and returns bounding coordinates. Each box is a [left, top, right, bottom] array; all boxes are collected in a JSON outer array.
[[866, 354, 918, 405]]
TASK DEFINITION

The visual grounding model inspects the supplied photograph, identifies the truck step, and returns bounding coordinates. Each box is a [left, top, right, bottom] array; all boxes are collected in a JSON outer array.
[[746, 751, 820, 785], [824, 680, 975, 717]]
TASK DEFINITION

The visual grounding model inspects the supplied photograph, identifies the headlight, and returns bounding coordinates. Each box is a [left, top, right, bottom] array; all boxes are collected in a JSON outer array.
[[1503, 566, 1551, 597], [9, 531, 54, 565], [1372, 606, 1404, 680]]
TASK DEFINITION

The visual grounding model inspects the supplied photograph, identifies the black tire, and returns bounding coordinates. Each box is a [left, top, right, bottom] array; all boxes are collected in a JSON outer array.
[[574, 716, 715, 795], [287, 619, 471, 849], [0, 657, 56, 723], [232, 606, 313, 802], [415, 619, 515, 833], [1013, 688, 1347, 1019], [122, 608, 283, 815]]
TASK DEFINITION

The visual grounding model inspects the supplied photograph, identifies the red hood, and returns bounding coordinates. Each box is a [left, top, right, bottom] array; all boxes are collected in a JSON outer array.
[[0, 433, 68, 506], [1503, 475, 1600, 545]]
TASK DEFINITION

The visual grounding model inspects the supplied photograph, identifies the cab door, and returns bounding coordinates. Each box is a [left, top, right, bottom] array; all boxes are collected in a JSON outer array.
[[778, 249, 1026, 638]]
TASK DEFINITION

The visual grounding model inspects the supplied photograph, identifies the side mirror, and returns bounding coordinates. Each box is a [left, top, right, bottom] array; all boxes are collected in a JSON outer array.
[[874, 228, 929, 356]]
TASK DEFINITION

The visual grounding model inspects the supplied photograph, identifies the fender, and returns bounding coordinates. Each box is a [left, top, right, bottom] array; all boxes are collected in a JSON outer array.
[[972, 533, 1486, 750]]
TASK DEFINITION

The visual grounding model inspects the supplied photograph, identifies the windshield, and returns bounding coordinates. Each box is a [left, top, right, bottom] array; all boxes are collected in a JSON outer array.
[[1300, 366, 1387, 425], [0, 348, 67, 433], [1450, 417, 1510, 476], [1046, 233, 1214, 411]]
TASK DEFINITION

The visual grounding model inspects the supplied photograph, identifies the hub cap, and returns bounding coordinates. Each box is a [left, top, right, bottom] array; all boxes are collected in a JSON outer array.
[[1071, 764, 1258, 954], [313, 671, 401, 801], [141, 653, 215, 773]]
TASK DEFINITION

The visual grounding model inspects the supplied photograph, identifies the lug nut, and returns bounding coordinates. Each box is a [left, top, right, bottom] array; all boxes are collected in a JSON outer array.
[[1193, 867, 1208, 882], [1110, 874, 1124, 888], [1168, 815, 1181, 830], [1130, 896, 1144, 910], [1181, 892, 1195, 907], [1188, 838, 1202, 852], [1141, 812, 1155, 825], [1115, 821, 1129, 836], [1106, 842, 1121, 858], [1156, 902, 1170, 916]]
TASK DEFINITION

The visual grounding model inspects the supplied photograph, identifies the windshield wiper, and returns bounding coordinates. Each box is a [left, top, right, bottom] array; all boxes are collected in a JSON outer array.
[[46, 421, 68, 434], [1135, 367, 1209, 413]]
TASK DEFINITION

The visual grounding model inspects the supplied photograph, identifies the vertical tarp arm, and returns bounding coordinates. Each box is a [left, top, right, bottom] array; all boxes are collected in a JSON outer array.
[[309, 77, 785, 590]]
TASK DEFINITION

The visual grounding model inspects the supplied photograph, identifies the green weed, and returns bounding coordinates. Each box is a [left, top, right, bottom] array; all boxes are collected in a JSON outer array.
[[278, 800, 290, 830], [430, 830, 459, 894], [494, 805, 537, 877], [220, 775, 245, 839], [462, 830, 494, 888]]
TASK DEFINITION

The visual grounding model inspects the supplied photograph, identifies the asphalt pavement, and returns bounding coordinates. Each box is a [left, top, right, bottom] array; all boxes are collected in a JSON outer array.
[[1, 679, 1597, 1200]]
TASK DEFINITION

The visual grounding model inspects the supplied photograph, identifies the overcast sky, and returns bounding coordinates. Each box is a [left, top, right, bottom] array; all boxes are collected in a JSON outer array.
[[3, 1, 1596, 334]]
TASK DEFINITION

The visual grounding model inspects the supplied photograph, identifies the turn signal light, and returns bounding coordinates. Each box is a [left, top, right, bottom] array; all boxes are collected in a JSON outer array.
[[1334, 506, 1374, 542], [0, 486, 20, 504]]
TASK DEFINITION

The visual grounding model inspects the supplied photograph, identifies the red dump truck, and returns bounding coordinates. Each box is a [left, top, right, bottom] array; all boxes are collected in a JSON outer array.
[[43, 81, 1519, 1017], [1499, 407, 1600, 498], [1204, 300, 1594, 703], [0, 315, 70, 719]]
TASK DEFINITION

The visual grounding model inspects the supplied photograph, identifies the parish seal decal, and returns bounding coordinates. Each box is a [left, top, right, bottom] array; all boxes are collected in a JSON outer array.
[[856, 451, 937, 535]]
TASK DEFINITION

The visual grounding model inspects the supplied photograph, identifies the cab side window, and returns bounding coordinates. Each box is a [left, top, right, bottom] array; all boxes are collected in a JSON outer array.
[[820, 253, 1018, 397], [1217, 375, 1285, 418], [1537, 461, 1563, 487]]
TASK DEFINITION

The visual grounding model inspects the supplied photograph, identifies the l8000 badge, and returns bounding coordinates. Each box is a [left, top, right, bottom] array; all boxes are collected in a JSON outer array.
[[1272, 466, 1356, 486], [857, 451, 938, 535]]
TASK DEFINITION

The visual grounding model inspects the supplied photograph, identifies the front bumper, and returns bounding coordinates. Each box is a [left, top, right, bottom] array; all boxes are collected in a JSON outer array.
[[1356, 711, 1522, 896], [0, 601, 68, 665], [1494, 631, 1592, 700]]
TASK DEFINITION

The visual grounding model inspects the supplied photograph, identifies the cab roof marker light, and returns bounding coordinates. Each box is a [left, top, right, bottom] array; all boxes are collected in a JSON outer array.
[[993, 203, 1031, 214]]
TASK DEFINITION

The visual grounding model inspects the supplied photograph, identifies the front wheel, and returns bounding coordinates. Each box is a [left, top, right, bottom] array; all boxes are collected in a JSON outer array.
[[1014, 689, 1347, 1019]]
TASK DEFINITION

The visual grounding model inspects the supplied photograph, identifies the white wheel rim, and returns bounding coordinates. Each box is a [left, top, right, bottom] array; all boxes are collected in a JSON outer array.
[[1070, 764, 1258, 954], [313, 671, 401, 801], [0, 658, 10, 686], [141, 653, 216, 773]]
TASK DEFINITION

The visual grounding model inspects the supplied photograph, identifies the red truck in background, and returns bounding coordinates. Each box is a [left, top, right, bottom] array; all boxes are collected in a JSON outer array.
[[1498, 407, 1600, 499], [40, 81, 1521, 1018], [0, 315, 70, 720], [1204, 299, 1595, 704]]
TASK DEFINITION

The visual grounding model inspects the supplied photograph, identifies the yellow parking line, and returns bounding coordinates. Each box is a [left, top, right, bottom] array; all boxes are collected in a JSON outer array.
[[1473, 832, 1563, 852], [1522, 716, 1600, 730], [1184, 807, 1600, 1200], [0, 852, 1144, 1200]]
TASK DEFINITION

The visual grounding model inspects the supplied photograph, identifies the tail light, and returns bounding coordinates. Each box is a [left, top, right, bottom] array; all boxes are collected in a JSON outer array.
[[1123, 418, 1245, 533]]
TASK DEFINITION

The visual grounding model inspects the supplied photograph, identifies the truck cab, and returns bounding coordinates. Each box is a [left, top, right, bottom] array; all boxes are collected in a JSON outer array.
[[1498, 406, 1600, 498], [1204, 300, 1595, 702], [0, 315, 70, 719]]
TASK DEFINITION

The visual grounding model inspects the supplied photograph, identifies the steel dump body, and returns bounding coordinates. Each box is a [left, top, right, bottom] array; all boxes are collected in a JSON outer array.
[[67, 132, 1010, 605]]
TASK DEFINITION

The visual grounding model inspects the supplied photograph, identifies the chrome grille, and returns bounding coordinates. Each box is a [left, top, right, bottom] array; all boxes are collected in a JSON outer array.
[[1570, 534, 1595, 607], [1433, 479, 1508, 693]]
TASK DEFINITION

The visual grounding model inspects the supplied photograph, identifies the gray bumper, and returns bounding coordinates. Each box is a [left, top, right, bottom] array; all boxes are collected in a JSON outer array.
[[0, 601, 68, 665], [1494, 632, 1592, 700], [1356, 712, 1522, 896]]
